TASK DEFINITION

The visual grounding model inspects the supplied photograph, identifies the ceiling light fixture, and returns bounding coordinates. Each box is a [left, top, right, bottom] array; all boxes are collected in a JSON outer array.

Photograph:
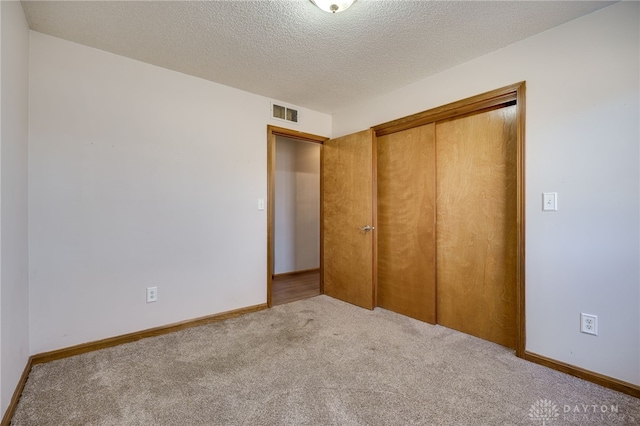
[[310, 0, 356, 13]]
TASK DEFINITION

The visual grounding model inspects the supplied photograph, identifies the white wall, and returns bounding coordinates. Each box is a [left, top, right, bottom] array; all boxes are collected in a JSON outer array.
[[333, 2, 640, 385], [21, 0, 640, 391], [274, 137, 320, 274], [0, 0, 30, 415], [28, 32, 331, 354]]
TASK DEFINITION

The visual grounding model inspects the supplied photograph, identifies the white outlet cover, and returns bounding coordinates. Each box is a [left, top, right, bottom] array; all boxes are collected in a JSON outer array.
[[146, 286, 158, 303], [580, 313, 598, 335]]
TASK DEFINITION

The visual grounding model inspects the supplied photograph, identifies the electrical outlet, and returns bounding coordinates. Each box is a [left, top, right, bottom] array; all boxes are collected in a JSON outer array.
[[146, 287, 158, 303], [580, 313, 598, 335]]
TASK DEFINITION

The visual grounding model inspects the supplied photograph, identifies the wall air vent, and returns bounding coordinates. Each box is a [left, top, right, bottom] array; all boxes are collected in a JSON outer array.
[[271, 102, 299, 124]]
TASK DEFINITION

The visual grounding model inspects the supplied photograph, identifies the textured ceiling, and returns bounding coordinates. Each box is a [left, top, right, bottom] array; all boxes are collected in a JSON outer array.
[[21, 0, 615, 113]]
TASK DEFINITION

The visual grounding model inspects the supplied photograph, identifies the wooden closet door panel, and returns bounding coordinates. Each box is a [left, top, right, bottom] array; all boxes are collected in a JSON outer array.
[[436, 105, 518, 349], [323, 129, 375, 310], [377, 124, 436, 323]]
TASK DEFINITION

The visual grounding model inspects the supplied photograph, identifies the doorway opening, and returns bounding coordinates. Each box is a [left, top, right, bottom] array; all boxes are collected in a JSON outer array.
[[267, 126, 328, 307]]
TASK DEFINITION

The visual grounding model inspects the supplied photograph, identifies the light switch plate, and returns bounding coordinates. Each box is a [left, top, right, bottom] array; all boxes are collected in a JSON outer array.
[[543, 192, 557, 211], [258, 198, 265, 211]]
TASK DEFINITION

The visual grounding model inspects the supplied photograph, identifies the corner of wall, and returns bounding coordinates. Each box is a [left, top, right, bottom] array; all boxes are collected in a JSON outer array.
[[0, 0, 31, 416]]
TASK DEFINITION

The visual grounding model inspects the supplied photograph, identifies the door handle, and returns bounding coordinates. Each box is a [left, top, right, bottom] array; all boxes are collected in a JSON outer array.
[[359, 225, 375, 232]]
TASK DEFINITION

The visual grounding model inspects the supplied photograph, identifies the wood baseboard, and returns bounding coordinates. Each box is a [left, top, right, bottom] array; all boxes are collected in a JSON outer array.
[[2, 303, 267, 424], [4, 308, 636, 425], [2, 302, 266, 424], [32, 303, 267, 365], [524, 351, 640, 399], [1, 356, 33, 426], [272, 268, 320, 279]]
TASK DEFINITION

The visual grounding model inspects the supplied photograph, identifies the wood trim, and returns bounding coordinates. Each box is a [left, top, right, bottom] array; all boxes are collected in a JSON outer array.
[[1, 357, 33, 426], [267, 128, 276, 308], [525, 351, 640, 399], [266, 126, 328, 306], [515, 82, 527, 358], [268, 125, 327, 144], [433, 124, 439, 323], [319, 144, 325, 295], [373, 83, 521, 137], [4, 311, 635, 426], [273, 268, 320, 279], [31, 304, 267, 365], [2, 303, 265, 424], [371, 131, 378, 308]]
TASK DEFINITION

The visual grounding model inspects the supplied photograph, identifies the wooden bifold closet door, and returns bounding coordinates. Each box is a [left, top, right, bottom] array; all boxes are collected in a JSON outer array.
[[377, 124, 436, 323], [435, 105, 518, 349], [376, 104, 518, 349]]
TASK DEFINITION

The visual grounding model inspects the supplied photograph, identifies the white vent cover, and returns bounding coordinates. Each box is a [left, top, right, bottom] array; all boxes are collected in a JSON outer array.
[[271, 102, 299, 124]]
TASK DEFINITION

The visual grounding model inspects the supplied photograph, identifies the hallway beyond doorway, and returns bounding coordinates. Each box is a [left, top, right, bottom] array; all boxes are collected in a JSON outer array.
[[272, 270, 320, 306]]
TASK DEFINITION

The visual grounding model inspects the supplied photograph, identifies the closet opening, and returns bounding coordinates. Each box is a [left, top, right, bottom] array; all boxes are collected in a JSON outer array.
[[373, 82, 526, 356]]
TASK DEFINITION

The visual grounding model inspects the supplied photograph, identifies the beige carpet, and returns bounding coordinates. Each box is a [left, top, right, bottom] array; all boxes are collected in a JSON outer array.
[[12, 295, 640, 425]]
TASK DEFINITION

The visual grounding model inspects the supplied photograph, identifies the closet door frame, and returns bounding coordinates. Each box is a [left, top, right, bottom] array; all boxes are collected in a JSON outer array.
[[372, 82, 526, 358]]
